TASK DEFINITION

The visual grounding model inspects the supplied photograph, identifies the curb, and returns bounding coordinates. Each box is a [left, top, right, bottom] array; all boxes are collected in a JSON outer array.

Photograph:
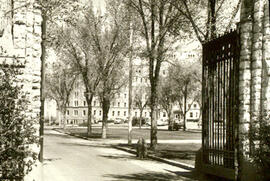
[[112, 145, 195, 171], [53, 128, 195, 171]]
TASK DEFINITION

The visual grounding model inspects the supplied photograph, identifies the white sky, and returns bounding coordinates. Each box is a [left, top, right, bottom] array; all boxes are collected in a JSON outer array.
[[92, 0, 106, 12]]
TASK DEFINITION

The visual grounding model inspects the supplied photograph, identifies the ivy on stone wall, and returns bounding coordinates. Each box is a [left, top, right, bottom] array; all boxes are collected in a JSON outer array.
[[250, 113, 270, 181], [0, 64, 39, 179]]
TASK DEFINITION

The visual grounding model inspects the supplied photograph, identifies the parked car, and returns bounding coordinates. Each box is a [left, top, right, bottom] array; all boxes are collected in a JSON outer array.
[[107, 119, 114, 124], [114, 118, 124, 124], [168, 119, 184, 131], [157, 119, 167, 126]]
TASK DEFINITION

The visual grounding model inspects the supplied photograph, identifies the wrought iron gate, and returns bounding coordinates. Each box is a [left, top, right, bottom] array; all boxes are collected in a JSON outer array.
[[202, 30, 240, 175]]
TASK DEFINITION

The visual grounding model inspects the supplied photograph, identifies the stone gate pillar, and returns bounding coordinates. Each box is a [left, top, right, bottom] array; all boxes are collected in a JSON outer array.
[[239, 0, 270, 180], [0, 0, 43, 179]]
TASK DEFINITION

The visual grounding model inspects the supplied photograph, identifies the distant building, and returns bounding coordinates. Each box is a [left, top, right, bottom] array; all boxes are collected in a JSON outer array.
[[63, 40, 201, 127]]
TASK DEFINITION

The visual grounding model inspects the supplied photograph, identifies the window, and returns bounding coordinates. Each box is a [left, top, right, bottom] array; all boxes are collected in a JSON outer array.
[[124, 111, 126, 116], [83, 110, 86, 116], [194, 104, 197, 108], [124, 102, 127, 107], [75, 91, 79, 97], [74, 101, 78, 107], [112, 111, 115, 116], [124, 93, 127, 98], [84, 101, 86, 106], [118, 102, 120, 107], [74, 110, 78, 116], [190, 112, 193, 118], [138, 69, 141, 73], [163, 70, 166, 75], [94, 101, 96, 106], [118, 111, 120, 116], [141, 78, 143, 83], [145, 112, 147, 117], [163, 112, 166, 117], [94, 110, 96, 115], [99, 110, 102, 116], [196, 112, 198, 117], [67, 110, 69, 115]]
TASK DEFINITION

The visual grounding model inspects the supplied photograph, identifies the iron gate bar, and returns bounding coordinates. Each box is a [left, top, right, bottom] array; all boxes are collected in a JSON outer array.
[[202, 30, 240, 172]]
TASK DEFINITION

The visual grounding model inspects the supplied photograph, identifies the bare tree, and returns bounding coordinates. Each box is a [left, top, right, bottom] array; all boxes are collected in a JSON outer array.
[[158, 76, 175, 130], [171, 0, 241, 42], [127, 0, 187, 150], [37, 0, 81, 162], [169, 62, 201, 131], [88, 1, 130, 139], [134, 85, 150, 128], [46, 62, 77, 129]]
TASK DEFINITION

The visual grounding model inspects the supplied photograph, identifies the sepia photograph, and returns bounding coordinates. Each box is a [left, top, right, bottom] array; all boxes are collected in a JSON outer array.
[[0, 0, 270, 180]]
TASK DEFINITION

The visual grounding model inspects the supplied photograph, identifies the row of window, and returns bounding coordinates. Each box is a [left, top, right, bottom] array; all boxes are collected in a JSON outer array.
[[67, 110, 169, 118], [67, 109, 199, 118], [71, 100, 145, 108], [135, 69, 166, 75]]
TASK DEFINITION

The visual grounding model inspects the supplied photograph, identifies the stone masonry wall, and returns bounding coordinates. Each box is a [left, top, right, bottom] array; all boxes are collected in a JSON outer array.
[[0, 0, 42, 171], [239, 0, 270, 180], [0, 0, 42, 125]]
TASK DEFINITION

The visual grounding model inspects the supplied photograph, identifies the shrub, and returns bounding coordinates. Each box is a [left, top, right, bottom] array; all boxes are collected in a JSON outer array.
[[250, 114, 270, 180], [0, 65, 39, 179], [132, 117, 146, 126]]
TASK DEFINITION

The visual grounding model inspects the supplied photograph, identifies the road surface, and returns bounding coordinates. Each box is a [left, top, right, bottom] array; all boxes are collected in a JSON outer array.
[[42, 129, 196, 181]]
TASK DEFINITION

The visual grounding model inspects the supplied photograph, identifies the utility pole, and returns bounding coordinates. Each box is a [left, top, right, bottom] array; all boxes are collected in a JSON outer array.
[[128, 8, 133, 145]]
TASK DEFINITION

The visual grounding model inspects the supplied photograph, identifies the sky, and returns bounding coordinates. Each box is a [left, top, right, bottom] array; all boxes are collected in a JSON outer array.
[[92, 0, 106, 12]]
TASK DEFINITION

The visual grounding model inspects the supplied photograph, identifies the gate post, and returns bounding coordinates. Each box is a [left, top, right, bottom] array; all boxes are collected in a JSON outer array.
[[238, 0, 270, 180]]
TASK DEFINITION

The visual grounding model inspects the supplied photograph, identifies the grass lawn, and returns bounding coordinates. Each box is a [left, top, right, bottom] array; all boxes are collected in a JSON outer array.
[[63, 125, 201, 140], [119, 142, 201, 166], [59, 126, 201, 166]]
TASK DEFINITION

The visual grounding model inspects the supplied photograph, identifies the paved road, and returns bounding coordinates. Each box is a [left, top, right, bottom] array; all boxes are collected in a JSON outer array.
[[41, 129, 197, 181]]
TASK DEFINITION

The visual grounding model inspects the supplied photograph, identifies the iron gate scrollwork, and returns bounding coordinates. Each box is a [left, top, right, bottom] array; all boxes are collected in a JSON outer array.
[[202, 30, 240, 170]]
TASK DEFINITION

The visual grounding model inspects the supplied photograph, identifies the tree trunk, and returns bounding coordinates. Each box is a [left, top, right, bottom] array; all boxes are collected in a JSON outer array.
[[207, 0, 216, 40], [63, 109, 67, 129], [183, 91, 187, 131], [150, 84, 158, 150], [39, 12, 47, 163], [168, 107, 172, 131], [139, 109, 143, 129], [87, 96, 93, 137], [102, 98, 110, 139], [128, 6, 133, 145]]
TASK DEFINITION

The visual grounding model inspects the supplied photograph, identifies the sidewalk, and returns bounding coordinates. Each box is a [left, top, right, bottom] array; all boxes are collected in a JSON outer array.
[[54, 128, 199, 170]]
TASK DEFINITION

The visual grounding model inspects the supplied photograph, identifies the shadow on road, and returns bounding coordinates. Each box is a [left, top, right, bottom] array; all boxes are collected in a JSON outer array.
[[98, 154, 138, 161], [58, 142, 112, 148], [104, 171, 199, 181]]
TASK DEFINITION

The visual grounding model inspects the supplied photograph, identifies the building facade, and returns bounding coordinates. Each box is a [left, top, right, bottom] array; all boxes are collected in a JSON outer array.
[[65, 55, 201, 127]]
